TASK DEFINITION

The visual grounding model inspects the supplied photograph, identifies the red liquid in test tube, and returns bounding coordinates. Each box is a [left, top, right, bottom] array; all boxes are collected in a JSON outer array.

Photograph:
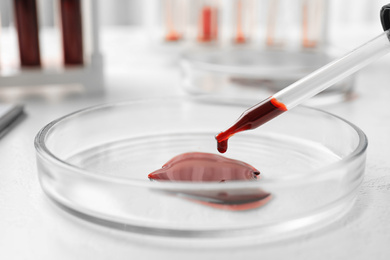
[[60, 0, 84, 65], [197, 4, 218, 42], [164, 0, 183, 42], [234, 0, 254, 44], [302, 0, 325, 49], [235, 0, 245, 43], [13, 0, 41, 67]]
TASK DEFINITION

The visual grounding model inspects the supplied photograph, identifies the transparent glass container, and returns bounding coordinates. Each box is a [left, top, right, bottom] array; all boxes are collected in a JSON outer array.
[[35, 97, 367, 244], [181, 47, 355, 106]]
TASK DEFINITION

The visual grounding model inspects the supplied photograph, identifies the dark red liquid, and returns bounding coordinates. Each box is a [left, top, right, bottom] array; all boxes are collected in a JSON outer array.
[[60, 0, 84, 65], [149, 152, 271, 211], [149, 152, 260, 181], [14, 0, 41, 67], [216, 97, 287, 153]]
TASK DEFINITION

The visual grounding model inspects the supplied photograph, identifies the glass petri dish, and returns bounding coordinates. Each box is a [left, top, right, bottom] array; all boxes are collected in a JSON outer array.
[[35, 96, 367, 244], [181, 48, 355, 106]]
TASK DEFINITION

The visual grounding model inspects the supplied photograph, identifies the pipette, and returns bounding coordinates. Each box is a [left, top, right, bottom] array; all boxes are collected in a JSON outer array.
[[216, 4, 390, 153]]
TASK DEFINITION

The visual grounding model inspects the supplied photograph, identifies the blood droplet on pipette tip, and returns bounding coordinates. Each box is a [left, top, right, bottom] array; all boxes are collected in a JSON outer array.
[[216, 97, 287, 153]]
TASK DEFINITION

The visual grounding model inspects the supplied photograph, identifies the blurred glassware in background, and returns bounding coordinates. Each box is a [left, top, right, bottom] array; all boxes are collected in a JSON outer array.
[[143, 0, 390, 105], [145, 0, 345, 105], [1, 0, 389, 102], [0, 0, 103, 102], [143, 0, 390, 48]]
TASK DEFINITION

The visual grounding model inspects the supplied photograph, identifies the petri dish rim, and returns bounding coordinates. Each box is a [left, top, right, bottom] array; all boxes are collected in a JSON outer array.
[[180, 48, 345, 76], [34, 96, 368, 190]]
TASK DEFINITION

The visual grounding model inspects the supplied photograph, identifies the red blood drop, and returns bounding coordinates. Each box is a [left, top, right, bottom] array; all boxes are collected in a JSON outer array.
[[148, 152, 271, 211], [148, 152, 259, 182]]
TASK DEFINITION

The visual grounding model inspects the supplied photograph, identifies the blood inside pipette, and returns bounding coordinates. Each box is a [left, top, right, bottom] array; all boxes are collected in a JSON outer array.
[[216, 97, 287, 153]]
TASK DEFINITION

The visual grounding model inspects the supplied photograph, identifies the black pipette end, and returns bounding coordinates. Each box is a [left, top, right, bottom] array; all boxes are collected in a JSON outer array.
[[380, 4, 390, 31]]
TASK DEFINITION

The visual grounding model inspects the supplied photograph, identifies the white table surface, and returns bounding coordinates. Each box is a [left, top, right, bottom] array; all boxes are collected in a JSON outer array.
[[1, 27, 390, 259]]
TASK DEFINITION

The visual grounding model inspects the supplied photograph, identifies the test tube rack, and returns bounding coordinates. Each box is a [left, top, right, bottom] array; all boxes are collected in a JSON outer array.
[[145, 0, 329, 51], [0, 0, 104, 98]]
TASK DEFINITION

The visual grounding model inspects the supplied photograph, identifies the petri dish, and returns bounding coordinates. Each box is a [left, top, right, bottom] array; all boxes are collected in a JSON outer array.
[[35, 96, 367, 244], [181, 48, 355, 106]]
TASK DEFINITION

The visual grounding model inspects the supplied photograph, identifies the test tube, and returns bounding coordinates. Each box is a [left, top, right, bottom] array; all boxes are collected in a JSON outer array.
[[60, 0, 83, 66], [197, 0, 219, 43], [13, 0, 41, 67], [162, 0, 186, 42], [232, 0, 255, 44], [301, 0, 326, 48], [265, 0, 285, 47]]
